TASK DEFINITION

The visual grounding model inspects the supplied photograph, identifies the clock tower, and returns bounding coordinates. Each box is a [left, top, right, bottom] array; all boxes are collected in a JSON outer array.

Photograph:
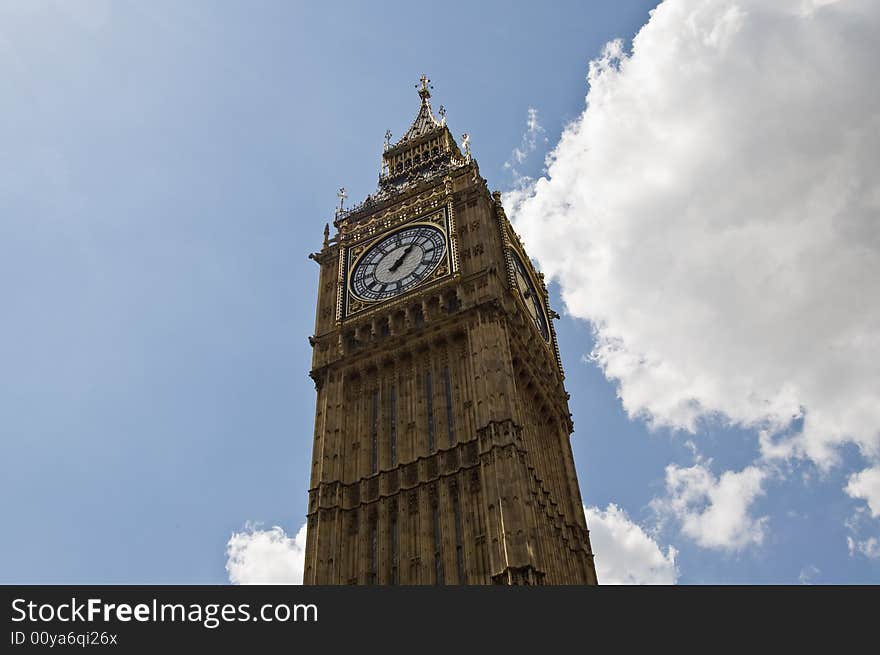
[[303, 78, 598, 585]]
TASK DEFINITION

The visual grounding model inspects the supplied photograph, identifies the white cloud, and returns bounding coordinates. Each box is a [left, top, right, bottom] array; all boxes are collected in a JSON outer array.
[[843, 506, 880, 560], [846, 466, 880, 518], [585, 504, 677, 584], [506, 0, 880, 548], [651, 460, 768, 552], [798, 564, 820, 584], [505, 107, 546, 173], [847, 535, 880, 559], [226, 523, 307, 585]]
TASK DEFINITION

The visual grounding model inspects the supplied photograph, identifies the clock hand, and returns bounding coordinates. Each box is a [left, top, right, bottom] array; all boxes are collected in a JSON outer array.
[[388, 244, 414, 272]]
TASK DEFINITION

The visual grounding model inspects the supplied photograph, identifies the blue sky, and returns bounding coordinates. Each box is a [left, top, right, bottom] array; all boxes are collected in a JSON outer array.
[[2, 1, 878, 584]]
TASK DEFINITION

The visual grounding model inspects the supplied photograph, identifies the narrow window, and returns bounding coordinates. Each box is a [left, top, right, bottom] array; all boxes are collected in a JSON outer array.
[[443, 366, 455, 446], [390, 517, 399, 585], [369, 520, 378, 585], [389, 385, 397, 466], [371, 389, 379, 474], [425, 370, 435, 452], [453, 492, 466, 584], [432, 505, 444, 585]]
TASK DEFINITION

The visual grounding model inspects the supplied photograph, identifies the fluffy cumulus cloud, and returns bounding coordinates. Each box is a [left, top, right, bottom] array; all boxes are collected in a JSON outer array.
[[226, 523, 307, 585], [845, 466, 880, 518], [585, 504, 677, 584], [507, 0, 880, 545], [651, 460, 768, 551]]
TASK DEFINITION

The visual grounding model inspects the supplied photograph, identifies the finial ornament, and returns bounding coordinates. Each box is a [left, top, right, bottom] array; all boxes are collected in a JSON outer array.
[[323, 223, 330, 247], [336, 187, 348, 217], [438, 105, 446, 126], [417, 74, 432, 100], [462, 133, 471, 162], [384, 129, 392, 151]]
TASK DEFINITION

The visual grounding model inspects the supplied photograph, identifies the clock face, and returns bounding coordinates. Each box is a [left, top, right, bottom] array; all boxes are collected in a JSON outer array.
[[511, 251, 550, 341], [350, 224, 447, 302]]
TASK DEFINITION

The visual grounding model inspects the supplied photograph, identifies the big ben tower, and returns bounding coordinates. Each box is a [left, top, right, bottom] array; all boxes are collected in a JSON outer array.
[[303, 77, 598, 585]]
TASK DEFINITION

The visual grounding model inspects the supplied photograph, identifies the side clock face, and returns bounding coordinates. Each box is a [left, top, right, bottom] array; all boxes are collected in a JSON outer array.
[[511, 251, 550, 341], [350, 224, 447, 302]]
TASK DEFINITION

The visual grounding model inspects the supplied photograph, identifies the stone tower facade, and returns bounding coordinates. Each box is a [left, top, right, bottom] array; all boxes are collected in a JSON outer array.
[[303, 78, 598, 585]]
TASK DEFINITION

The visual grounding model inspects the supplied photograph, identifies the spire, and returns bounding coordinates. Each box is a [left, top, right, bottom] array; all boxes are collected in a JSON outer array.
[[374, 76, 469, 196], [398, 74, 441, 143]]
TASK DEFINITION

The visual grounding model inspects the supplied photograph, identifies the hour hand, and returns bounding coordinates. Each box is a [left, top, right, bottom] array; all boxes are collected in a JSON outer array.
[[388, 245, 413, 272]]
